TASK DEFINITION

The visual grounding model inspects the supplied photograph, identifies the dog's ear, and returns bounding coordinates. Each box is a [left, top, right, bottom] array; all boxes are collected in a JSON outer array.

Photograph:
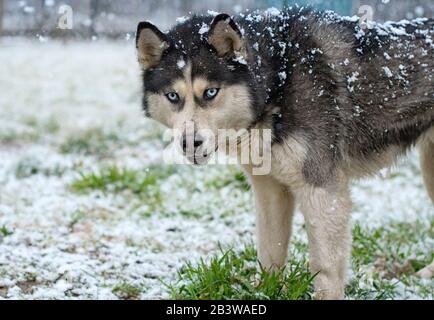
[[136, 21, 170, 70], [208, 14, 246, 59]]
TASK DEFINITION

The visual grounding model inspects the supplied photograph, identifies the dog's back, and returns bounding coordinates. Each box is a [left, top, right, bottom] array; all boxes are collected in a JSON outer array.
[[243, 9, 434, 182], [336, 18, 434, 157]]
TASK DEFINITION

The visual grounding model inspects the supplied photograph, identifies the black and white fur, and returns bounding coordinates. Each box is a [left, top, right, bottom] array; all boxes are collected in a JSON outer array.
[[135, 7, 434, 299]]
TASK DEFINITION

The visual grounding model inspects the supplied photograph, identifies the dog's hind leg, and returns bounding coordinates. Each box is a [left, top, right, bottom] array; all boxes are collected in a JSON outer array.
[[418, 135, 434, 279], [248, 173, 295, 271], [296, 174, 352, 300], [417, 261, 434, 279], [420, 136, 434, 204]]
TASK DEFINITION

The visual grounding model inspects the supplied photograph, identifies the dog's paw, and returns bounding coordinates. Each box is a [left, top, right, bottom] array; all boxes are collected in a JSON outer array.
[[417, 261, 434, 279], [313, 288, 345, 300]]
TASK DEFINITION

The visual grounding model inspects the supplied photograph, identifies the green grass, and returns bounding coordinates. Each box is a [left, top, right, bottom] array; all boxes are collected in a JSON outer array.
[[0, 225, 14, 238], [15, 157, 66, 179], [0, 130, 40, 145], [233, 172, 250, 191], [112, 282, 144, 300], [169, 219, 433, 300], [70, 165, 176, 198], [205, 170, 250, 191], [67, 210, 88, 229], [23, 116, 60, 134], [351, 222, 433, 271], [59, 128, 120, 157], [168, 244, 315, 300], [347, 220, 434, 299], [0, 117, 60, 146]]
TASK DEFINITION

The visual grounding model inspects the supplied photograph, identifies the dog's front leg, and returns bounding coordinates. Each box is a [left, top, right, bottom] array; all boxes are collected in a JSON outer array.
[[297, 180, 352, 300], [248, 173, 295, 271]]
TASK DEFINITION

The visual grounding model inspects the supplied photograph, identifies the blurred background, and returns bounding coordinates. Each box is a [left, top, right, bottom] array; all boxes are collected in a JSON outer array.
[[0, 0, 433, 38]]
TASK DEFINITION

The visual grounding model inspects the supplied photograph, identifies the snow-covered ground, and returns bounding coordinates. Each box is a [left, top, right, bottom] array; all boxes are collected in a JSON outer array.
[[0, 38, 432, 299]]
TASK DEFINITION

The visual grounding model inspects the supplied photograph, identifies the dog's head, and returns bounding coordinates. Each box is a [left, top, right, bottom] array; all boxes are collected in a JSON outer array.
[[136, 14, 258, 164]]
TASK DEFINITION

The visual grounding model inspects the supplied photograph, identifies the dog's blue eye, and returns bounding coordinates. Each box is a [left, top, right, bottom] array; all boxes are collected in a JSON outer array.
[[166, 92, 180, 103], [204, 88, 220, 100]]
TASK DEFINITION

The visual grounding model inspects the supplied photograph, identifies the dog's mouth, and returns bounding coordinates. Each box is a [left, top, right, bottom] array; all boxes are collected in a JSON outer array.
[[185, 146, 219, 166]]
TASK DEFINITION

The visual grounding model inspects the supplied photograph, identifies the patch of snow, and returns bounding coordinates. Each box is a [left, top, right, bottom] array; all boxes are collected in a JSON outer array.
[[265, 7, 281, 17], [383, 66, 393, 78], [233, 55, 247, 65], [207, 10, 219, 17], [176, 16, 189, 24], [177, 58, 186, 69], [347, 71, 360, 92], [198, 23, 209, 35]]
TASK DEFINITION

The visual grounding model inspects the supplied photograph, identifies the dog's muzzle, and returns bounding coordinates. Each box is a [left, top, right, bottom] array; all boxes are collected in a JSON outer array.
[[180, 132, 211, 165]]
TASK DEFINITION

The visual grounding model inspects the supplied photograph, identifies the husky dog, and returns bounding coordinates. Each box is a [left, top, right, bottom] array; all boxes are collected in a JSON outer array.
[[135, 7, 434, 299]]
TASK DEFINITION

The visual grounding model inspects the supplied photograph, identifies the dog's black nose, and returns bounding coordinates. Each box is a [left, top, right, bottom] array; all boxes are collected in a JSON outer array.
[[181, 133, 204, 153], [194, 137, 204, 148]]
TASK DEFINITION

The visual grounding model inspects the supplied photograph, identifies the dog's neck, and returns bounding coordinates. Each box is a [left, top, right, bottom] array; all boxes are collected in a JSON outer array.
[[244, 42, 294, 142]]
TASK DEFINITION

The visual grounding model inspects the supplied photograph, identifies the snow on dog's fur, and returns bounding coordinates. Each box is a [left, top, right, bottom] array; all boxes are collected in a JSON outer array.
[[136, 8, 434, 299]]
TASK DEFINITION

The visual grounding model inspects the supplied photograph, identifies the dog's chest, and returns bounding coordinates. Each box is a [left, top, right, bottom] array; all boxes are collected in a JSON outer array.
[[268, 136, 307, 188]]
